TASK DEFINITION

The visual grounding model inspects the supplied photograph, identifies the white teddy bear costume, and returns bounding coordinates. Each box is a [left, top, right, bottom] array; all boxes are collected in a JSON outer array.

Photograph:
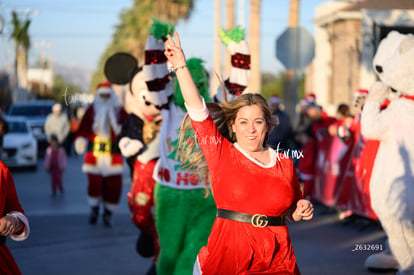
[[361, 31, 414, 274]]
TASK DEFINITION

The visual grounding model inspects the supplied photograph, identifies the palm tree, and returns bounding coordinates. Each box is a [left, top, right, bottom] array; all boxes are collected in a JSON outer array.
[[10, 11, 31, 92], [211, 0, 222, 95], [91, 0, 195, 91], [249, 0, 261, 92], [225, 0, 235, 75]]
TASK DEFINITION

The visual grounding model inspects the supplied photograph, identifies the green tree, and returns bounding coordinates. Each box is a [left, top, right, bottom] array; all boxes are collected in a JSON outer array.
[[52, 75, 84, 106], [261, 72, 305, 104], [90, 0, 195, 92], [261, 73, 284, 100], [10, 11, 31, 90]]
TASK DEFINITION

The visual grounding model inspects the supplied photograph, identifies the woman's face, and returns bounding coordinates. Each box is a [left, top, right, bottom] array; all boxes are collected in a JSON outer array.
[[231, 104, 268, 153]]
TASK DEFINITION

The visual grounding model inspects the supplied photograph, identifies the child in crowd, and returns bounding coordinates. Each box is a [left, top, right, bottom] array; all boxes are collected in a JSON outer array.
[[44, 134, 67, 197]]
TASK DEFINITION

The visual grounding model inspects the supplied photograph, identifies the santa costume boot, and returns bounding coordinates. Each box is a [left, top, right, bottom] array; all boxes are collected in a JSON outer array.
[[103, 208, 112, 227], [136, 232, 155, 257], [89, 206, 99, 225]]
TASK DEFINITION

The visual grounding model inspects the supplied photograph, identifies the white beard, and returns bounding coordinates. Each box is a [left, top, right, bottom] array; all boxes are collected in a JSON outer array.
[[93, 95, 121, 138]]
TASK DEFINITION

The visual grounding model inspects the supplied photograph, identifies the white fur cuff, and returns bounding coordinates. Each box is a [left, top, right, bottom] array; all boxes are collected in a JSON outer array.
[[74, 137, 87, 154], [185, 98, 209, 122]]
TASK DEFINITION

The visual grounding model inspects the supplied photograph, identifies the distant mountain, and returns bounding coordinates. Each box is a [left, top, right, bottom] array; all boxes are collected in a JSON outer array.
[[53, 63, 93, 92]]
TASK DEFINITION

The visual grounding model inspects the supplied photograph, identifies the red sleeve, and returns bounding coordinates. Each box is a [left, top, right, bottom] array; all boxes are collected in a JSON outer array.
[[1, 162, 24, 216], [75, 106, 94, 140], [118, 108, 128, 124], [291, 161, 304, 203], [190, 115, 231, 171]]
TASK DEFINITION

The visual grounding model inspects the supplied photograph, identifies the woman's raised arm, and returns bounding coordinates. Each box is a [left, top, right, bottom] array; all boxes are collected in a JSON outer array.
[[164, 32, 204, 109]]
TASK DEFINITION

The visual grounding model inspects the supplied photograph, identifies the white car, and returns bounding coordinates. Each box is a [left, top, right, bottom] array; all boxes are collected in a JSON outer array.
[[1, 116, 38, 170]]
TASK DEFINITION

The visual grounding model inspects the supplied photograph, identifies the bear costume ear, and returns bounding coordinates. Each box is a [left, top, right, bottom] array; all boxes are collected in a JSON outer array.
[[104, 52, 139, 85]]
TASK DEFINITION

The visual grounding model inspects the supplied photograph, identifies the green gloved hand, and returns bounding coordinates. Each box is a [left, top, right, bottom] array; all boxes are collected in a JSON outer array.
[[219, 25, 245, 46], [149, 18, 175, 40]]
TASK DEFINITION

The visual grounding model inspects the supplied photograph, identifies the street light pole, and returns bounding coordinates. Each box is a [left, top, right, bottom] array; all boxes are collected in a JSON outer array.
[[284, 0, 300, 122]]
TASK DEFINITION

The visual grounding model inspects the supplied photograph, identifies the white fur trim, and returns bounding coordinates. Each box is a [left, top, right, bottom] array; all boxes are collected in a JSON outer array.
[[145, 34, 165, 51], [229, 67, 250, 86], [74, 137, 87, 154], [87, 197, 100, 207], [144, 63, 169, 83], [103, 202, 119, 212], [193, 256, 202, 275], [7, 211, 30, 241], [137, 132, 160, 163], [185, 98, 209, 122], [119, 137, 144, 157], [233, 143, 277, 168], [227, 40, 249, 55], [82, 155, 123, 176], [144, 81, 173, 106]]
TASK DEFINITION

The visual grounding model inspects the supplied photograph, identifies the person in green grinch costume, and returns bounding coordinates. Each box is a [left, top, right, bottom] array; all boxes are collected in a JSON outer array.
[[153, 25, 251, 275]]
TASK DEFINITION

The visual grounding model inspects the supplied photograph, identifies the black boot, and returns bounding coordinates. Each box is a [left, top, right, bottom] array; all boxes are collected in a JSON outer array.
[[136, 232, 155, 257], [103, 208, 112, 227], [89, 206, 99, 225], [146, 264, 156, 275]]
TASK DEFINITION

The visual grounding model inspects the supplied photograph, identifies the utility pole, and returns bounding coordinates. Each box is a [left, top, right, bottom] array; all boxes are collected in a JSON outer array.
[[225, 0, 235, 76], [211, 0, 222, 97], [284, 0, 300, 121], [248, 0, 261, 92]]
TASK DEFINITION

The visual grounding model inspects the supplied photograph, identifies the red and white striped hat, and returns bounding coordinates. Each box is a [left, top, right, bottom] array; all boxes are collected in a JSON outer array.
[[142, 34, 173, 110], [225, 40, 251, 97]]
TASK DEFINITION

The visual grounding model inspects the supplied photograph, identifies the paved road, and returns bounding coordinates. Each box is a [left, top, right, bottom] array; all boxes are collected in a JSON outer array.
[[6, 156, 395, 275]]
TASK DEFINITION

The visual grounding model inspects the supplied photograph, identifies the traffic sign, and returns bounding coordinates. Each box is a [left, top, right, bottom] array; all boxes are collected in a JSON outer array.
[[276, 26, 315, 71]]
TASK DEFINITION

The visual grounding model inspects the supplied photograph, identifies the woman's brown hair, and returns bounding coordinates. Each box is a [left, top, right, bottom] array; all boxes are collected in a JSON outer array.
[[176, 93, 272, 193]]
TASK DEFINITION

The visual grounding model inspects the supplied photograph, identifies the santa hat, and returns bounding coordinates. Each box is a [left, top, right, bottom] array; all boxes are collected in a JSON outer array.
[[304, 93, 316, 104], [214, 26, 250, 103], [96, 81, 113, 95], [270, 94, 281, 104], [354, 89, 369, 96], [142, 20, 174, 109], [225, 39, 250, 96]]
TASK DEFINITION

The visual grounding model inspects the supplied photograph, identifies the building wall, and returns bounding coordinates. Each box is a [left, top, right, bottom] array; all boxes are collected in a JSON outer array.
[[330, 19, 361, 109], [310, 2, 414, 116]]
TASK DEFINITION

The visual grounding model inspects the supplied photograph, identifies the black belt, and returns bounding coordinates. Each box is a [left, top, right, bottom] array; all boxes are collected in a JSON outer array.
[[217, 208, 285, 228], [0, 236, 5, 245]]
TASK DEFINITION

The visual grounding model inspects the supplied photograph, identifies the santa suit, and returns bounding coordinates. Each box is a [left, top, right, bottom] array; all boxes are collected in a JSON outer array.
[[0, 161, 30, 275], [75, 85, 128, 222]]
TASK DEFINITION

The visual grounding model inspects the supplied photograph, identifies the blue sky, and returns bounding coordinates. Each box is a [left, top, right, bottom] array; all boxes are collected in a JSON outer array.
[[0, 0, 328, 74]]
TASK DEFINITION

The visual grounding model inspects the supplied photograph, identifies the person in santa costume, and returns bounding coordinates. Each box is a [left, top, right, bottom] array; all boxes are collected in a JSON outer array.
[[104, 19, 174, 275], [0, 161, 30, 275], [165, 30, 314, 275], [74, 82, 128, 227], [153, 26, 251, 275]]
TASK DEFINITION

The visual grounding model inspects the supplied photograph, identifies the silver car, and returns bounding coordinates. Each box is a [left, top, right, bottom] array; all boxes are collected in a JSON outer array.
[[1, 116, 38, 170]]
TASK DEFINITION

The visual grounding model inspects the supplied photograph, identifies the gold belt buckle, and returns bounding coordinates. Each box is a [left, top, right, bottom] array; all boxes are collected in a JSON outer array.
[[251, 214, 269, 228], [93, 136, 112, 156]]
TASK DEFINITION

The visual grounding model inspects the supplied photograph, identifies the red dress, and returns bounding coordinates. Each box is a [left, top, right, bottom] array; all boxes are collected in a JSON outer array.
[[0, 161, 27, 275], [191, 115, 303, 274]]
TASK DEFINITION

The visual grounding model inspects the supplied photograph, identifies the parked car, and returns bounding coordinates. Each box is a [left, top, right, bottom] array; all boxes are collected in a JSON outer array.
[[7, 100, 54, 156], [1, 116, 38, 170]]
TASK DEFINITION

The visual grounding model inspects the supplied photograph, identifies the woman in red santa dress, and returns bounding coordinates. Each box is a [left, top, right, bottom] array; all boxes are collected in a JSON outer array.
[[75, 82, 128, 227], [0, 161, 30, 275], [165, 32, 314, 275]]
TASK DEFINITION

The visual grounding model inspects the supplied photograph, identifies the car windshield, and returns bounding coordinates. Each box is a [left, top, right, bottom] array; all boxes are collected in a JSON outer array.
[[9, 105, 52, 116], [7, 121, 28, 133]]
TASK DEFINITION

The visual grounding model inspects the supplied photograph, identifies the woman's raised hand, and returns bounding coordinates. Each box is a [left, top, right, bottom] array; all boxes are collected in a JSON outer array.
[[164, 31, 186, 69]]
